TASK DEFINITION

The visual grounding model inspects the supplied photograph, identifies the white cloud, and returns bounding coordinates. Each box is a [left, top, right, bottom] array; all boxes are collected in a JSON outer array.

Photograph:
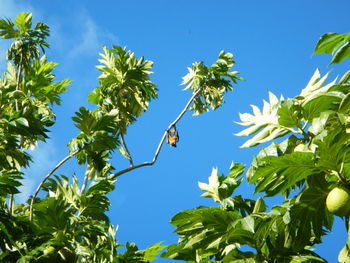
[[0, 0, 35, 18], [17, 140, 58, 204], [67, 10, 119, 59], [0, 0, 38, 71]]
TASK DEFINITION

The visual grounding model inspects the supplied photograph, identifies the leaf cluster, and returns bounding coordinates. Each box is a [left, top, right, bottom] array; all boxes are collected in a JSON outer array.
[[88, 46, 157, 133], [182, 51, 243, 115], [163, 164, 329, 263], [314, 32, 350, 65], [165, 31, 350, 262], [0, 13, 163, 263], [0, 14, 69, 202], [0, 12, 49, 70]]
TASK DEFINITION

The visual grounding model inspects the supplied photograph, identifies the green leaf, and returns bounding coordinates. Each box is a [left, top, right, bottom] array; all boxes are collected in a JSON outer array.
[[331, 41, 350, 65], [289, 183, 332, 249], [235, 91, 290, 148], [289, 254, 327, 263], [314, 33, 346, 54], [14, 13, 32, 33], [339, 70, 350, 84], [0, 18, 17, 39], [249, 152, 320, 196], [302, 93, 341, 121], [314, 123, 350, 184], [296, 69, 340, 121], [313, 32, 350, 64], [339, 93, 350, 113], [252, 197, 266, 213], [93, 46, 157, 131], [198, 162, 245, 203], [278, 99, 301, 128], [183, 51, 242, 116], [143, 242, 167, 261], [87, 86, 101, 104], [299, 69, 330, 98], [0, 170, 23, 195], [339, 239, 350, 263], [170, 207, 241, 252], [15, 117, 29, 127]]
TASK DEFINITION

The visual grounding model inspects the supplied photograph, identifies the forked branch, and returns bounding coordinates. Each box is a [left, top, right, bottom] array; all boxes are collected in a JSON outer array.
[[112, 88, 201, 178], [120, 133, 134, 167], [29, 150, 79, 221], [30, 88, 201, 219]]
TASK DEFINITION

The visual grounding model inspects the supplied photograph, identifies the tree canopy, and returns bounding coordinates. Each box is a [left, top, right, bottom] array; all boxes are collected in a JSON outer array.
[[162, 33, 350, 262], [0, 12, 350, 263]]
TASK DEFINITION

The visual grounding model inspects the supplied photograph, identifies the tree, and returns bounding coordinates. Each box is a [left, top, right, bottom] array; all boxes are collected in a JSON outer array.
[[0, 13, 242, 262], [162, 34, 350, 262]]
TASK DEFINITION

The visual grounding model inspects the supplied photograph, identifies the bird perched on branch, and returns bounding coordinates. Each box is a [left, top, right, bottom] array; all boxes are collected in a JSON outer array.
[[166, 125, 179, 147]]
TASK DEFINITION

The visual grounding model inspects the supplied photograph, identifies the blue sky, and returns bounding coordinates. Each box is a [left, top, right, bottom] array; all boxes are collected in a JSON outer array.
[[1, 0, 349, 262]]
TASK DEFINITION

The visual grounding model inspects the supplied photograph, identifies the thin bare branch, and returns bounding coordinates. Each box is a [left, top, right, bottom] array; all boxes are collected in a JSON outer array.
[[9, 195, 14, 215], [10, 53, 22, 214], [113, 88, 201, 178], [80, 173, 89, 194], [15, 53, 23, 112], [120, 133, 134, 167], [29, 150, 79, 221]]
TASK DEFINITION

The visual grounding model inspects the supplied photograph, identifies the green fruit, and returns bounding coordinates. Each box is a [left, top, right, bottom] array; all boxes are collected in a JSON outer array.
[[43, 246, 56, 255], [119, 88, 130, 99], [326, 187, 350, 217], [37, 246, 57, 263]]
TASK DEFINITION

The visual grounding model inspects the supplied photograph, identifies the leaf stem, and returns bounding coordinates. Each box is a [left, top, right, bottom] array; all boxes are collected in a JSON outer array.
[[29, 150, 79, 221], [284, 127, 302, 134]]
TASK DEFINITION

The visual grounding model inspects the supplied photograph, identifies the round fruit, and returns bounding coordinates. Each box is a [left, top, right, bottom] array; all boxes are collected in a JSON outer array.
[[37, 246, 57, 263], [326, 187, 350, 217], [119, 88, 130, 99]]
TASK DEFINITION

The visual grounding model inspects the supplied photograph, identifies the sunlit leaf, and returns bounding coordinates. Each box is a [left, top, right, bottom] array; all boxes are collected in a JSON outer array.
[[235, 91, 290, 148], [249, 152, 320, 196], [314, 32, 350, 65]]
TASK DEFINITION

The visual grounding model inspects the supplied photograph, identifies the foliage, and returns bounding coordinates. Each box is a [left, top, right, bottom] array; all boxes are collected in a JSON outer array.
[[0, 13, 241, 262], [88, 46, 158, 133], [314, 32, 350, 65], [164, 32, 350, 262], [5, 11, 350, 263], [182, 51, 243, 115]]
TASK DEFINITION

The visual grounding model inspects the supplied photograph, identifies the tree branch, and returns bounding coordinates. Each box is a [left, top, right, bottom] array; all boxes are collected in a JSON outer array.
[[113, 88, 201, 178], [10, 54, 24, 214], [80, 172, 89, 194], [120, 133, 134, 167], [29, 149, 79, 221], [15, 53, 23, 112], [80, 132, 135, 194]]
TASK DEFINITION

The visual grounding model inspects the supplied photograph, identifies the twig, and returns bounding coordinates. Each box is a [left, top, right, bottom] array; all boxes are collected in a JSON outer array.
[[15, 52, 24, 111], [113, 88, 201, 178], [29, 150, 79, 221], [120, 133, 134, 167], [80, 132, 135, 194], [10, 54, 24, 213], [9, 195, 14, 215], [80, 172, 89, 194]]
